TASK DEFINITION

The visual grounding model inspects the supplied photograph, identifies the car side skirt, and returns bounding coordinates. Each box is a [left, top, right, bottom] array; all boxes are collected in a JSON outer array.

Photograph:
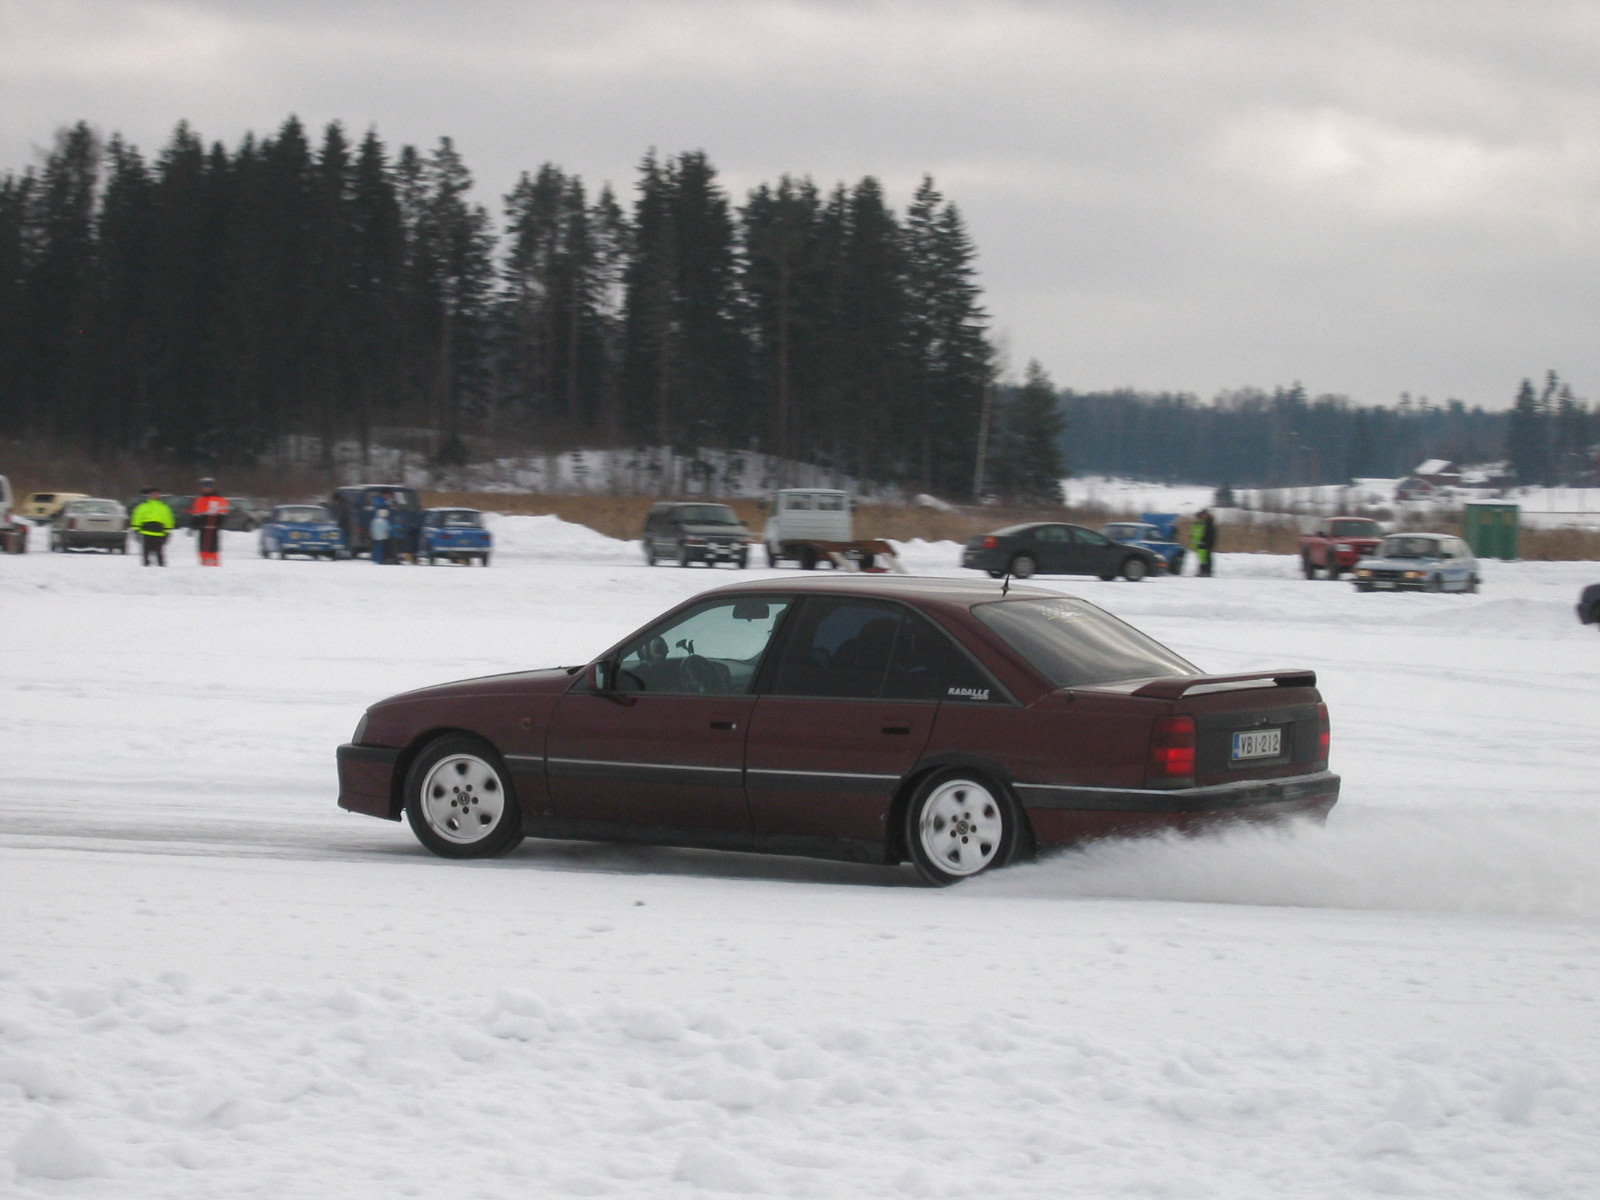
[[520, 816, 890, 865]]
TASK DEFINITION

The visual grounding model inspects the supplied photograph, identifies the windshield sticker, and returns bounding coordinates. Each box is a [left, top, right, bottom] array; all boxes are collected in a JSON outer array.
[[947, 686, 991, 701]]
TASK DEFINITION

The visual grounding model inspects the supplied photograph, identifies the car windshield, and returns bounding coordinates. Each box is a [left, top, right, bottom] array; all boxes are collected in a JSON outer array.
[[1330, 519, 1380, 538], [973, 596, 1197, 688], [276, 506, 332, 524], [1379, 536, 1442, 559], [1103, 525, 1139, 539], [675, 505, 740, 525], [432, 510, 482, 527]]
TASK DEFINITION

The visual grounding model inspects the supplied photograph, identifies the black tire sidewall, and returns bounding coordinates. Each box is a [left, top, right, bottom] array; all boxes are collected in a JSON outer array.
[[903, 768, 1021, 887], [403, 734, 524, 859], [1123, 557, 1147, 582], [1010, 554, 1036, 579]]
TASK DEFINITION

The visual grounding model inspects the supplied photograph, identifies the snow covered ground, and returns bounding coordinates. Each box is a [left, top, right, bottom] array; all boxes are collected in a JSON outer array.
[[3, 517, 1598, 1197]]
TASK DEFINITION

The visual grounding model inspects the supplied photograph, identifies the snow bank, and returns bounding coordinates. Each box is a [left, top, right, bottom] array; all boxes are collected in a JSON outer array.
[[0, 973, 1592, 1197]]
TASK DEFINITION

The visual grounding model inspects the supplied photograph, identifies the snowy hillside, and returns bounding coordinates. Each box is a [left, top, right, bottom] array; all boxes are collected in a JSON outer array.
[[2, 517, 1597, 1197]]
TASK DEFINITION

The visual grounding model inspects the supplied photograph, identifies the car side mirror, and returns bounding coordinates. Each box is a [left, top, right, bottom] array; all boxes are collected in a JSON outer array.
[[587, 659, 614, 692]]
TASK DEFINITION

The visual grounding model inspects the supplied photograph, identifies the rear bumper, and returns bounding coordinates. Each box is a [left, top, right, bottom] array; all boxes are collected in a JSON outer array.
[[337, 743, 402, 820], [1016, 770, 1339, 842]]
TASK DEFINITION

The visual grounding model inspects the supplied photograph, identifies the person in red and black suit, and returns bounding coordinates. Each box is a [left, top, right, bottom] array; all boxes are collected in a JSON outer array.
[[192, 478, 230, 566]]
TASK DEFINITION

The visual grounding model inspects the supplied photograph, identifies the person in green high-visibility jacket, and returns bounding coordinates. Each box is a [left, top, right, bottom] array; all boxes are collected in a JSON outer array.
[[1191, 508, 1216, 576], [129, 487, 175, 567]]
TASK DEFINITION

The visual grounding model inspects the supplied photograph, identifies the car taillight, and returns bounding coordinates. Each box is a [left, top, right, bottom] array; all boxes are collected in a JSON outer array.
[[68, 518, 78, 530], [982, 536, 998, 549], [1317, 703, 1330, 766], [1147, 714, 1196, 786]]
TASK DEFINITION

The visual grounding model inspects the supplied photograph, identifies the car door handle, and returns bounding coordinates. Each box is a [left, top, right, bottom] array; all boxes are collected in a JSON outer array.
[[710, 720, 738, 731], [881, 725, 911, 735]]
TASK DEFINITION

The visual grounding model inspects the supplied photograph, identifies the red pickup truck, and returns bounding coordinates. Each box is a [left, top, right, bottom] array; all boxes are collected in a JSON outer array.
[[1300, 517, 1383, 579]]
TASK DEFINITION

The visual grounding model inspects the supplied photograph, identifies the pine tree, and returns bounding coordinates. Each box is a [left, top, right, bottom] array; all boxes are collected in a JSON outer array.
[[1505, 378, 1547, 486], [991, 361, 1065, 504], [348, 129, 406, 462], [22, 122, 101, 441]]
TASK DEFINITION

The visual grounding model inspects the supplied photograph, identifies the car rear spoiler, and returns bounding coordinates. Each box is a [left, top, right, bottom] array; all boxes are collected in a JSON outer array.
[[1132, 669, 1317, 699]]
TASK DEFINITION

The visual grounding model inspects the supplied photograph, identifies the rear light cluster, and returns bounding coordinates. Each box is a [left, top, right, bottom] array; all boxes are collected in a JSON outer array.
[[982, 535, 998, 549], [1317, 702, 1330, 766], [1147, 715, 1195, 786]]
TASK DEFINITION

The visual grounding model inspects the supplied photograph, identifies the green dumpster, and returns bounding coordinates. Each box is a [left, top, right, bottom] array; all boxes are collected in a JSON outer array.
[[1463, 502, 1519, 560]]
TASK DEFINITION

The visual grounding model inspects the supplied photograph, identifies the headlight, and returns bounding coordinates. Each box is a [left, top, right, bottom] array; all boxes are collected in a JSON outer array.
[[1356, 568, 1370, 577], [1405, 571, 1425, 579], [352, 713, 370, 744]]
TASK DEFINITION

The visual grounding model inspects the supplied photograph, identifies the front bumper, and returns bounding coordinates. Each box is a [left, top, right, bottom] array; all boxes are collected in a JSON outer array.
[[685, 541, 746, 560], [336, 743, 402, 820]]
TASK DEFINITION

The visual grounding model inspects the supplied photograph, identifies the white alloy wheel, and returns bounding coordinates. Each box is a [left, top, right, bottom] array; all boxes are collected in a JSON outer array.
[[418, 753, 507, 845], [915, 777, 1005, 878]]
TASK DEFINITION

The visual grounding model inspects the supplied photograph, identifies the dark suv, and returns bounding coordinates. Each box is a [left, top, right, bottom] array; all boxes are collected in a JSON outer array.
[[642, 502, 752, 568]]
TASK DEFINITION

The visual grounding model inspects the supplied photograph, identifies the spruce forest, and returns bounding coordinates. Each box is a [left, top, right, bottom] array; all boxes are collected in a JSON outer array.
[[1, 118, 1594, 497]]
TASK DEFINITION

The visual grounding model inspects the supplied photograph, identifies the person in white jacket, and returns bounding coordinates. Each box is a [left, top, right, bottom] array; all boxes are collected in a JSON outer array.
[[370, 508, 392, 565]]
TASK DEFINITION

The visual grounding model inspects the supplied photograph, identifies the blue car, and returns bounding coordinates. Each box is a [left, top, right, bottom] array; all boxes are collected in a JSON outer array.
[[1101, 519, 1185, 573], [258, 504, 347, 560], [419, 508, 492, 566]]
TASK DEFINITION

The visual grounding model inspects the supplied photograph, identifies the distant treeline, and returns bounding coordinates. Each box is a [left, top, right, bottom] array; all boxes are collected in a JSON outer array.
[[0, 118, 1071, 501], [1059, 374, 1597, 487]]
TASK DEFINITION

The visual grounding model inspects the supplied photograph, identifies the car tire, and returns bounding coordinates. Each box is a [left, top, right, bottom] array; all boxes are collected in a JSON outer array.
[[258, 542, 268, 558], [800, 546, 819, 570], [678, 543, 692, 568], [1302, 556, 1316, 580], [736, 551, 748, 569], [1121, 556, 1148, 582], [403, 735, 525, 859], [904, 769, 1020, 887], [1427, 574, 1443, 593], [1008, 553, 1036, 579], [643, 537, 656, 565], [1355, 582, 1373, 592]]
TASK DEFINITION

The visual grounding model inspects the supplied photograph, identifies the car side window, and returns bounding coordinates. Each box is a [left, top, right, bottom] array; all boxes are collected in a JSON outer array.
[[1035, 526, 1069, 543], [881, 611, 1005, 703], [768, 599, 903, 699], [1073, 528, 1110, 546], [616, 598, 790, 696]]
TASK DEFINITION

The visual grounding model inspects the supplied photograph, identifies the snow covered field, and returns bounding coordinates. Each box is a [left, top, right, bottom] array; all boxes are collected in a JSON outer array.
[[3, 517, 1598, 1198]]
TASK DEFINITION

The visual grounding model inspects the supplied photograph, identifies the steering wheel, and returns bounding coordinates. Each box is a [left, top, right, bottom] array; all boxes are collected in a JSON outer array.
[[682, 654, 722, 695]]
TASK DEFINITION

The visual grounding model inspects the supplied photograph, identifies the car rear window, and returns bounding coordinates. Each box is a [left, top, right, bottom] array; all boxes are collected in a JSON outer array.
[[972, 597, 1197, 688], [1330, 519, 1380, 537]]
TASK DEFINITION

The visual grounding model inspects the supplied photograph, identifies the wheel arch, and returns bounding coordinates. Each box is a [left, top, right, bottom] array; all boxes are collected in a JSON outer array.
[[387, 725, 505, 820], [885, 751, 1036, 865]]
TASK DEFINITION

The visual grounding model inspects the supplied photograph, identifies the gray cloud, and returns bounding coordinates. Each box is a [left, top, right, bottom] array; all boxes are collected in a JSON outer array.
[[6, 0, 1599, 407]]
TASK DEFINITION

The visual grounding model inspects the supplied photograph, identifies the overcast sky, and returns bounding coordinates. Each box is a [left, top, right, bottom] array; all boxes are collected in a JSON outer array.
[[6, 0, 1599, 409]]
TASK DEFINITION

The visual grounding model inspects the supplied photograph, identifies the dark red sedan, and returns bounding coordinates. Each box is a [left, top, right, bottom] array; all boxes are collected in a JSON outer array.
[[337, 576, 1338, 885]]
